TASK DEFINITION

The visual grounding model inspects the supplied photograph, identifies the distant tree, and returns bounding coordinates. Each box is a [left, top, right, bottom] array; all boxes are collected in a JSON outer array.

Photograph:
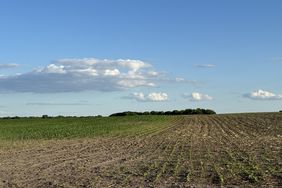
[[109, 112, 124, 117], [11, 116, 20, 119], [280, 110, 282, 113], [143, 111, 150, 115], [183, 109, 192, 115], [172, 110, 179, 115], [109, 108, 216, 117], [42, 115, 49, 119], [164, 111, 171, 115], [204, 109, 216, 114], [150, 111, 158, 115], [157, 111, 165, 115]]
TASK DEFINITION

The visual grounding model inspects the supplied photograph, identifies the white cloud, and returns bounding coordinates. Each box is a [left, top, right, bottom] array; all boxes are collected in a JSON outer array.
[[26, 102, 90, 106], [117, 80, 155, 88], [131, 92, 146, 101], [0, 63, 19, 69], [195, 64, 216, 68], [128, 92, 168, 102], [183, 92, 213, 101], [148, 71, 159, 76], [147, 92, 168, 101], [0, 58, 196, 93], [104, 69, 120, 76], [0, 58, 161, 93], [117, 59, 151, 72], [42, 64, 66, 74], [244, 89, 282, 100], [175, 77, 185, 82]]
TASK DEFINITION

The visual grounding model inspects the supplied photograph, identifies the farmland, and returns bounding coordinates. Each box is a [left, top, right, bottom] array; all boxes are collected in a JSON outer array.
[[0, 113, 281, 187]]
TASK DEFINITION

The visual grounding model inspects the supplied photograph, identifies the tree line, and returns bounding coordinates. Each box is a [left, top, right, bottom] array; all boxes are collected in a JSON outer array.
[[0, 115, 103, 119], [2, 110, 282, 119], [109, 108, 216, 117]]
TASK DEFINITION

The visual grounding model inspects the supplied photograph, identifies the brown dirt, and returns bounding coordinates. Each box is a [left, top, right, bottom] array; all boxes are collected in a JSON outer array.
[[0, 114, 281, 187]]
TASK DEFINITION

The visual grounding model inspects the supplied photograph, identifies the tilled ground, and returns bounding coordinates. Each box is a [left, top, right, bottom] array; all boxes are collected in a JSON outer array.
[[0, 113, 281, 187]]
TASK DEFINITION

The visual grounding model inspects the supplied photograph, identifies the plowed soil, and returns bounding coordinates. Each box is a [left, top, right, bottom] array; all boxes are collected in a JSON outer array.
[[0, 113, 281, 187]]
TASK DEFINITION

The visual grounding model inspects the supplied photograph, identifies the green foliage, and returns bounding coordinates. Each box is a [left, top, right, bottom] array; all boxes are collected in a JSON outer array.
[[110, 108, 216, 117], [42, 115, 49, 119], [0, 116, 173, 140]]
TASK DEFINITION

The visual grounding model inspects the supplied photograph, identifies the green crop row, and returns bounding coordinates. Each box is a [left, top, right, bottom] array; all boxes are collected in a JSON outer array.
[[0, 115, 174, 140]]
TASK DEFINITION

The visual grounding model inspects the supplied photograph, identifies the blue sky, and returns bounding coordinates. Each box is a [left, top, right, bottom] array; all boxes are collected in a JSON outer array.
[[0, 0, 281, 116]]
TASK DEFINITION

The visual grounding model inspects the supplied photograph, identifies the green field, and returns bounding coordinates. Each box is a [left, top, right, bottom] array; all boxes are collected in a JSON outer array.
[[0, 113, 281, 187], [0, 116, 174, 140]]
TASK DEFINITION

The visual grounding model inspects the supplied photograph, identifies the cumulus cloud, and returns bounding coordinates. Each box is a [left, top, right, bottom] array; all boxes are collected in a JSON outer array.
[[195, 64, 216, 68], [244, 89, 282, 100], [42, 64, 66, 74], [26, 102, 91, 106], [175, 77, 185, 82], [147, 92, 168, 101], [127, 92, 168, 102], [0, 58, 178, 93], [183, 92, 213, 101], [104, 69, 120, 76], [0, 63, 19, 69]]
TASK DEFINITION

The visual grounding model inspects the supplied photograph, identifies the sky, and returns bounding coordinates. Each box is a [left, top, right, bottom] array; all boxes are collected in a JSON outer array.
[[0, 0, 282, 116]]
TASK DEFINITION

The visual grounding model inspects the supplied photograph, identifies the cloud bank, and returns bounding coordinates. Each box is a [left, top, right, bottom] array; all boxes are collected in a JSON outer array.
[[0, 63, 19, 69], [244, 89, 282, 100], [183, 92, 213, 101], [0, 58, 180, 93], [127, 92, 168, 102], [26, 102, 91, 106], [195, 64, 216, 68]]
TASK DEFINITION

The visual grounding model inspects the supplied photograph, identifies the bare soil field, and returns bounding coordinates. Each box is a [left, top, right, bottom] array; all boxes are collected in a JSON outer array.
[[0, 113, 281, 187]]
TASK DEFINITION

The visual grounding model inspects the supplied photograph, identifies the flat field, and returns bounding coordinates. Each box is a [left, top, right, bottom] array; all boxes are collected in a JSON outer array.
[[0, 113, 281, 187]]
